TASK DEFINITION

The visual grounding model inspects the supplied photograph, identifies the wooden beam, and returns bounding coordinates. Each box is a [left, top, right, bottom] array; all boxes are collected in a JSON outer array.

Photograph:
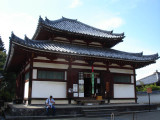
[[133, 68, 137, 103], [28, 54, 33, 105]]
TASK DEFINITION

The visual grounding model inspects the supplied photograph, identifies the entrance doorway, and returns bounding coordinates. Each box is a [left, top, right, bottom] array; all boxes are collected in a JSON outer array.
[[83, 72, 102, 98], [84, 78, 92, 97]]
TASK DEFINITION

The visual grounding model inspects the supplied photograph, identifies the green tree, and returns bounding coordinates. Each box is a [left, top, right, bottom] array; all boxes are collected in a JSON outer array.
[[136, 83, 160, 92], [0, 36, 6, 72], [0, 36, 16, 101], [0, 36, 5, 51]]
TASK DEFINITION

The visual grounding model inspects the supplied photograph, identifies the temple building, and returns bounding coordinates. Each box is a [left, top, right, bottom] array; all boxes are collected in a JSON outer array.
[[136, 70, 160, 87], [5, 17, 159, 105]]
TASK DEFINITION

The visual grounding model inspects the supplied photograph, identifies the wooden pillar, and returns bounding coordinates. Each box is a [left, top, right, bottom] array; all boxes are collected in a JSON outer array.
[[16, 75, 20, 98], [67, 58, 72, 104], [19, 74, 23, 99], [133, 68, 137, 103], [28, 55, 33, 105], [20, 73, 25, 100], [101, 62, 113, 103]]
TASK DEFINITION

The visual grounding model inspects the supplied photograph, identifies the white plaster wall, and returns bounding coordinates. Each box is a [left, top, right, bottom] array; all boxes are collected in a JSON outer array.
[[110, 64, 119, 67], [94, 67, 106, 70], [74, 39, 86, 43], [72, 65, 106, 70], [65, 71, 67, 80], [131, 76, 134, 83], [94, 62, 105, 65], [34, 56, 49, 60], [137, 92, 160, 104], [72, 65, 91, 69], [123, 65, 132, 68], [90, 42, 101, 45], [73, 60, 87, 64], [110, 68, 133, 74], [114, 84, 135, 98], [33, 62, 68, 69], [54, 58, 68, 62], [32, 69, 37, 79], [32, 81, 67, 98], [55, 37, 68, 40], [24, 82, 29, 98]]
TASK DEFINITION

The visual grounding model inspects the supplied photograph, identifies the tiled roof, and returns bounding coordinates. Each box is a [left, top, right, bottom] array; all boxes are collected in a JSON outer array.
[[136, 71, 160, 86], [37, 16, 124, 39], [10, 33, 159, 62]]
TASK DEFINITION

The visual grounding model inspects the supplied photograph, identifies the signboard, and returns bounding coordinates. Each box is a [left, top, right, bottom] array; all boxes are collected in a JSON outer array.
[[73, 84, 78, 92], [106, 82, 110, 92], [147, 87, 152, 112], [147, 87, 152, 93]]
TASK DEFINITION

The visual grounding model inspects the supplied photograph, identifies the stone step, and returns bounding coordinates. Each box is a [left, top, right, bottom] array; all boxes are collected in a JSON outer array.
[[82, 108, 116, 112], [84, 113, 112, 117], [82, 108, 117, 118], [5, 113, 84, 120]]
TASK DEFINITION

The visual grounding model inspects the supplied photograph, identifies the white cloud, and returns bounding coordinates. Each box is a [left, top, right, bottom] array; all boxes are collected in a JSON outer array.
[[136, 59, 160, 80], [95, 17, 124, 30], [69, 0, 82, 8], [113, 36, 159, 80], [0, 13, 37, 51]]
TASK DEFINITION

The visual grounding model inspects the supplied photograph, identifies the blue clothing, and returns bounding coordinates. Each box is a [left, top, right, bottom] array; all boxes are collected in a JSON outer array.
[[46, 98, 55, 108], [46, 98, 56, 115]]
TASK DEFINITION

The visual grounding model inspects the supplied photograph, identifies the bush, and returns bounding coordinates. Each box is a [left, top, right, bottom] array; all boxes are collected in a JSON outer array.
[[136, 83, 160, 92], [0, 90, 13, 102]]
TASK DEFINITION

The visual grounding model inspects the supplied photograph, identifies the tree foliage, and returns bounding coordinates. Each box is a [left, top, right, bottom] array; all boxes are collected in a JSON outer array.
[[136, 83, 160, 92], [0, 36, 16, 101], [0, 36, 5, 51]]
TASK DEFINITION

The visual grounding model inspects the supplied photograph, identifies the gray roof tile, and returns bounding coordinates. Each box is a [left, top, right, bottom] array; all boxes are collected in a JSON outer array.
[[39, 16, 124, 39], [136, 72, 160, 86], [10, 33, 159, 62]]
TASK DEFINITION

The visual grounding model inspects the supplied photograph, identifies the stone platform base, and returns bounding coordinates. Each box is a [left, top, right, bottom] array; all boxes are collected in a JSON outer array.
[[4, 103, 157, 120]]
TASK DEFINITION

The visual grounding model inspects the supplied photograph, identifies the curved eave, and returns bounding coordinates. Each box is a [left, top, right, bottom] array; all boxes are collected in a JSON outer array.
[[41, 21, 124, 39], [4, 38, 14, 71], [47, 17, 124, 37], [32, 23, 124, 48], [6, 33, 159, 71], [32, 17, 124, 48], [11, 41, 158, 66]]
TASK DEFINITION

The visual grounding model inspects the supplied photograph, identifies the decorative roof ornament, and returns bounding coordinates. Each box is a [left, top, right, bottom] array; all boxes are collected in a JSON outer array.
[[45, 16, 49, 23], [38, 16, 44, 23], [62, 16, 77, 21], [10, 31, 15, 39], [24, 34, 30, 41]]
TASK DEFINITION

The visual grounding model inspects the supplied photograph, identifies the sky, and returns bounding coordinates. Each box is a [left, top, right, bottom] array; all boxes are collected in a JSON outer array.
[[0, 0, 159, 80]]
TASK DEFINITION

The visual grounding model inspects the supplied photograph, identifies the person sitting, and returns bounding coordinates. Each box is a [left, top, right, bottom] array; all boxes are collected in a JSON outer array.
[[45, 95, 56, 115]]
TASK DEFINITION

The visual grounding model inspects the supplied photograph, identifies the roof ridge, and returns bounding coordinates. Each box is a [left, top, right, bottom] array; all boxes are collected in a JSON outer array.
[[111, 49, 144, 57], [143, 53, 159, 59], [62, 16, 77, 21], [137, 72, 156, 81], [24, 34, 30, 41], [44, 16, 124, 35], [10, 32, 24, 41]]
